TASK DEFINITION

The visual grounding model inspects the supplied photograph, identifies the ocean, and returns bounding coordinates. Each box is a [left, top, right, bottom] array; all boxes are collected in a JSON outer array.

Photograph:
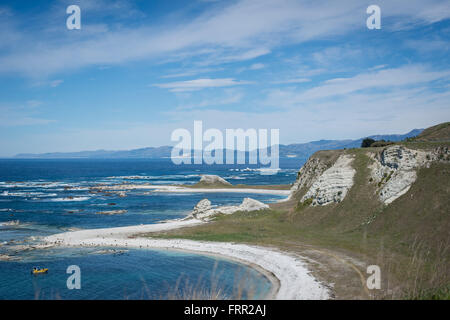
[[0, 158, 303, 300]]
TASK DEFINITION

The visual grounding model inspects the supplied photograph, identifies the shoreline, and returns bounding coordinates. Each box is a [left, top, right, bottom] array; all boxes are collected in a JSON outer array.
[[134, 244, 281, 300], [42, 218, 330, 300], [91, 184, 291, 196]]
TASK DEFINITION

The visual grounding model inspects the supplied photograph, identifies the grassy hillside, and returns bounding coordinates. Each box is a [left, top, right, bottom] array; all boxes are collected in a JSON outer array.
[[412, 122, 450, 142], [144, 125, 450, 300]]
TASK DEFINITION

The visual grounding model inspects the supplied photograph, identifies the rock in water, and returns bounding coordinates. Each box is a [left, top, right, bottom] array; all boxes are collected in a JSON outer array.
[[1, 220, 20, 226], [96, 210, 127, 215], [198, 175, 232, 186]]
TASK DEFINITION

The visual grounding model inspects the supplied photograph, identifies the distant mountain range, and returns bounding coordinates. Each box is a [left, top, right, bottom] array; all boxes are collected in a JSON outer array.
[[14, 129, 423, 160]]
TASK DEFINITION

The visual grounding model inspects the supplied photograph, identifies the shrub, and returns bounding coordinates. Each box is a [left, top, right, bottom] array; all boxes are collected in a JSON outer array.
[[361, 138, 376, 148], [371, 140, 394, 148]]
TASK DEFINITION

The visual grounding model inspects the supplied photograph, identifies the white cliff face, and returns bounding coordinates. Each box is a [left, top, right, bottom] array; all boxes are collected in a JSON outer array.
[[288, 158, 328, 201], [301, 155, 356, 206], [289, 144, 448, 207], [199, 175, 231, 186], [379, 170, 417, 204], [369, 145, 440, 204], [190, 198, 269, 221]]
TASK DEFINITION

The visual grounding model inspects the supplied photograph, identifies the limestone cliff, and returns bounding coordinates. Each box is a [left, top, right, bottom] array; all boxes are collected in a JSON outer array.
[[289, 144, 449, 207], [369, 145, 448, 204], [300, 154, 356, 206]]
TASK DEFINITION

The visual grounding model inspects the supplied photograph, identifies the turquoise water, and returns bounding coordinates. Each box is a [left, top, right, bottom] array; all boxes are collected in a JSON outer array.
[[0, 158, 302, 299]]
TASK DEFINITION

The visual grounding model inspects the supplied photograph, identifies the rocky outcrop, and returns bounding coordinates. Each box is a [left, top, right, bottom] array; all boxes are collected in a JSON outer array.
[[0, 220, 20, 226], [191, 199, 213, 220], [197, 175, 232, 187], [288, 158, 328, 200], [96, 210, 127, 215], [0, 254, 19, 261], [289, 143, 448, 207], [369, 145, 437, 204], [240, 197, 270, 211], [300, 155, 356, 206], [190, 198, 269, 220]]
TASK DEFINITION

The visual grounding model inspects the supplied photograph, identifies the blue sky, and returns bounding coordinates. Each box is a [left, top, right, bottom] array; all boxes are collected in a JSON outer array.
[[0, 0, 449, 156]]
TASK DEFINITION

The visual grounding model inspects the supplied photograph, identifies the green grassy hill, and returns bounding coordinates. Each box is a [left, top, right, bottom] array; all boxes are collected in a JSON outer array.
[[145, 123, 450, 299]]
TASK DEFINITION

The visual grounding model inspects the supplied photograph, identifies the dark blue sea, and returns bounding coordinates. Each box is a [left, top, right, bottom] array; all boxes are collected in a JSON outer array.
[[0, 158, 303, 299]]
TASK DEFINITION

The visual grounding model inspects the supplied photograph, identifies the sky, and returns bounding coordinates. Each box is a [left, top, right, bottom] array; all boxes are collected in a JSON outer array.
[[0, 0, 449, 157]]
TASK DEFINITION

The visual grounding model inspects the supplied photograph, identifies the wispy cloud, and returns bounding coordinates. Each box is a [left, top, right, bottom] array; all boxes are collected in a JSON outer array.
[[31, 79, 64, 88], [0, 0, 449, 156], [161, 67, 223, 79], [153, 78, 253, 92], [249, 63, 265, 70], [26, 100, 43, 108], [174, 89, 244, 110], [0, 103, 55, 127], [1, 0, 449, 77], [271, 78, 311, 84], [50, 79, 64, 87], [265, 65, 450, 105]]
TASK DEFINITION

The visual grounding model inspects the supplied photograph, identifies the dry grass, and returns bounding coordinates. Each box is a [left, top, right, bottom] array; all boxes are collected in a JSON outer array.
[[413, 122, 450, 142], [372, 236, 450, 299]]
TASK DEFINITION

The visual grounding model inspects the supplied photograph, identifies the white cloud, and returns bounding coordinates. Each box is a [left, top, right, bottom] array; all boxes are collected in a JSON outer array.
[[249, 63, 265, 70], [153, 78, 253, 92], [265, 65, 450, 105], [312, 46, 363, 66], [271, 78, 310, 84], [1, 0, 449, 77], [404, 38, 450, 53], [175, 89, 244, 110], [161, 67, 223, 79], [0, 104, 55, 127], [164, 74, 450, 144], [26, 100, 43, 108], [50, 79, 64, 87], [368, 65, 388, 71]]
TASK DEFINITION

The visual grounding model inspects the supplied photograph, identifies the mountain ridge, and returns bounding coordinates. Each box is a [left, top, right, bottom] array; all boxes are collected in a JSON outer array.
[[14, 129, 423, 159]]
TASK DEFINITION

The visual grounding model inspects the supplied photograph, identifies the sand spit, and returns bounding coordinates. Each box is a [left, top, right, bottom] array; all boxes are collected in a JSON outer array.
[[91, 184, 290, 196]]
